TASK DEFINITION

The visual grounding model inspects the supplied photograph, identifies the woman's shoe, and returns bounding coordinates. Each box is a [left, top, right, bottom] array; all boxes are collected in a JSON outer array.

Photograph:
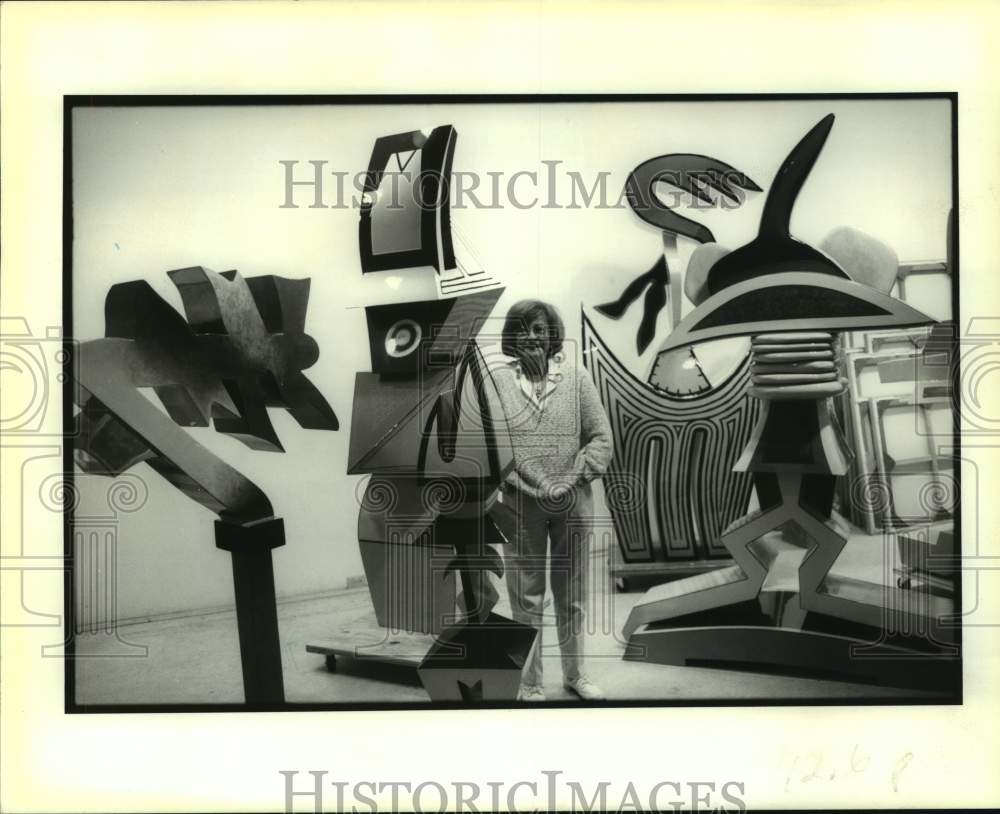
[[564, 676, 605, 701], [517, 684, 547, 702]]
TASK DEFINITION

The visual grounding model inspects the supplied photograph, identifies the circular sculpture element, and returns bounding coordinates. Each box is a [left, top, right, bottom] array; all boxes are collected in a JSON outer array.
[[384, 319, 422, 358]]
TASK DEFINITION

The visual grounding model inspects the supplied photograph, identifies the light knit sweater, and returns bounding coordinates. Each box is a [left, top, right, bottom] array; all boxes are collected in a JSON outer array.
[[491, 352, 614, 499]]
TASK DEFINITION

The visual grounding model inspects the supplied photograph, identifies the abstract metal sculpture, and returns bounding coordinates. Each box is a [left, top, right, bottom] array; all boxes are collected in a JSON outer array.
[[585, 152, 763, 578], [351, 321, 511, 635], [622, 115, 958, 691], [598, 154, 761, 353], [73, 266, 338, 704], [415, 498, 536, 701], [310, 124, 536, 701], [359, 125, 456, 274], [583, 316, 760, 564]]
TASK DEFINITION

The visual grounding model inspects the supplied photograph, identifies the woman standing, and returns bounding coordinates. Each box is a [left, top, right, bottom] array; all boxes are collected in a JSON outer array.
[[491, 299, 613, 701]]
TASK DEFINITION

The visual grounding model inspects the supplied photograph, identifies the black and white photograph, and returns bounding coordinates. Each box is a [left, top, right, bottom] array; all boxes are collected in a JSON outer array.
[[67, 96, 959, 708]]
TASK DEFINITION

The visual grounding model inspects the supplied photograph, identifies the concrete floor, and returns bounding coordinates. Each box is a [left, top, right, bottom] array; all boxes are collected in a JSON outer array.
[[74, 536, 946, 706]]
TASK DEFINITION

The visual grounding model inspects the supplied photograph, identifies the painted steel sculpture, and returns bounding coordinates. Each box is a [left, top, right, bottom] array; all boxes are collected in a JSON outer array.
[[583, 317, 760, 564], [329, 124, 536, 701], [586, 153, 763, 575], [621, 115, 958, 690], [597, 154, 761, 354], [73, 266, 339, 704]]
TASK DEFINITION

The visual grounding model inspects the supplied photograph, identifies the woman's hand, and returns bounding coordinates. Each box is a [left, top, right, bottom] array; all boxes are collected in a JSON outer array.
[[570, 451, 597, 485], [539, 475, 575, 502]]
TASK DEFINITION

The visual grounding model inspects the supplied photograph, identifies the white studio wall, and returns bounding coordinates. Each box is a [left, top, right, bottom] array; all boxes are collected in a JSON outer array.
[[72, 98, 952, 623]]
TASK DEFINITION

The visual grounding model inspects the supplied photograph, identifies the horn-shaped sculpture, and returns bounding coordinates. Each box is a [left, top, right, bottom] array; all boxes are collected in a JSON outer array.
[[623, 115, 958, 692], [661, 116, 931, 349]]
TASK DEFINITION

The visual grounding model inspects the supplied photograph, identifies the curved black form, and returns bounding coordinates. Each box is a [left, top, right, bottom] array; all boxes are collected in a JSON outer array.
[[598, 153, 759, 354], [706, 114, 849, 297], [594, 255, 668, 353], [760, 114, 834, 239], [625, 153, 761, 243]]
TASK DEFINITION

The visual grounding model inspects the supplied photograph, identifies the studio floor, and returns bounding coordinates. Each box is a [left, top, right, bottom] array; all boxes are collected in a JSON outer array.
[[73, 528, 948, 707]]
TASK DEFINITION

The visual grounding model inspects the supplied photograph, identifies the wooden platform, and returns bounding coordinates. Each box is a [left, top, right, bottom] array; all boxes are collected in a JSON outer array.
[[306, 609, 434, 672]]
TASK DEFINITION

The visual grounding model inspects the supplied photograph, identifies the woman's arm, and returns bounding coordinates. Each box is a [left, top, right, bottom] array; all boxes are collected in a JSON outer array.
[[573, 366, 614, 483]]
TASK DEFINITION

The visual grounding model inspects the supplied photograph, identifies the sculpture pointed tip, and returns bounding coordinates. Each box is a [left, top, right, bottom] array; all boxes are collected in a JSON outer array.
[[811, 113, 836, 145], [758, 113, 837, 240]]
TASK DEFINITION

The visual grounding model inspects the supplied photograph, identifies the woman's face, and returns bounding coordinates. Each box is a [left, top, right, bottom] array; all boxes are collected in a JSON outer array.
[[515, 314, 550, 362]]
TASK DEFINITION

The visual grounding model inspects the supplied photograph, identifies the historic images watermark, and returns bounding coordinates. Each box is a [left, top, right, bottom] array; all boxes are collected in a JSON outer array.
[[278, 161, 753, 212], [1, 318, 150, 658], [280, 769, 746, 813]]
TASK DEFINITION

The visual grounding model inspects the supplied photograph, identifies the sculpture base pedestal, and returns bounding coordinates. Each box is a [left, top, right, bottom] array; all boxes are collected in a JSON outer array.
[[417, 613, 538, 702], [215, 518, 286, 706], [610, 544, 735, 593], [626, 609, 959, 693], [307, 612, 538, 703]]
